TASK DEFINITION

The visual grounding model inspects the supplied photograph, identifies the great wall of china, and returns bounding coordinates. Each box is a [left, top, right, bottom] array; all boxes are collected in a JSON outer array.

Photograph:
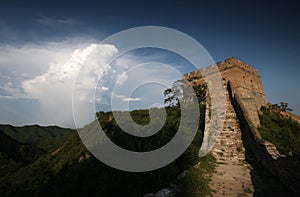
[[184, 57, 300, 195]]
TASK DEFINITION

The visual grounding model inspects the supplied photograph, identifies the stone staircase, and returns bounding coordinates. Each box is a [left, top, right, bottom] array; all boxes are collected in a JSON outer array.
[[209, 88, 254, 196], [211, 90, 246, 165]]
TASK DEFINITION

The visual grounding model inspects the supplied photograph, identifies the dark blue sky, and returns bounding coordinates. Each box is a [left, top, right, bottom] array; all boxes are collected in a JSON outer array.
[[0, 0, 299, 127]]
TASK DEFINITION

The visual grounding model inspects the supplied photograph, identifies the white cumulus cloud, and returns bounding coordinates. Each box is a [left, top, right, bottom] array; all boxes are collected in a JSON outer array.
[[22, 43, 119, 128]]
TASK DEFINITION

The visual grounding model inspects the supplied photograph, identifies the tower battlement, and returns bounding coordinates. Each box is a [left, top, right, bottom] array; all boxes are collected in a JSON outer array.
[[183, 57, 260, 79], [184, 57, 265, 98], [184, 57, 267, 121]]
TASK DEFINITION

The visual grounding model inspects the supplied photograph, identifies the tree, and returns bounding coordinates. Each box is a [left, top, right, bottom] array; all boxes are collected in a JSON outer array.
[[193, 83, 207, 103], [164, 79, 207, 107], [164, 88, 177, 106], [279, 102, 293, 112], [96, 111, 105, 119], [163, 80, 184, 107]]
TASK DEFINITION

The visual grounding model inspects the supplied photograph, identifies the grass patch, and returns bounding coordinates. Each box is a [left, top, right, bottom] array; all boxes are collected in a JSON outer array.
[[176, 154, 216, 197]]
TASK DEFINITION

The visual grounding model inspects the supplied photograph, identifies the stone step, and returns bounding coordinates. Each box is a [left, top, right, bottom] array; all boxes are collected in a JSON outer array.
[[210, 87, 246, 167]]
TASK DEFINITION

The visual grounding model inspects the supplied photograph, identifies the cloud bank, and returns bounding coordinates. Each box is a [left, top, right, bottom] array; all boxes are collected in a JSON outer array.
[[0, 40, 183, 128]]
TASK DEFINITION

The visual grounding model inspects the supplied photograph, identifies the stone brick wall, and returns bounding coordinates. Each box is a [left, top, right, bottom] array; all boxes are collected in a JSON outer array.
[[230, 84, 300, 193], [184, 57, 300, 193]]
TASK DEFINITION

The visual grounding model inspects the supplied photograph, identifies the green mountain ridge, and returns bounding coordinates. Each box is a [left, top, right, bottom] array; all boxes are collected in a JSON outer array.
[[0, 124, 74, 152], [0, 129, 43, 163]]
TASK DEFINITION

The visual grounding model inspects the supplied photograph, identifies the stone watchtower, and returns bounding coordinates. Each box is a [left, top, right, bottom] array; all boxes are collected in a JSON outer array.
[[184, 57, 267, 126], [216, 57, 266, 106]]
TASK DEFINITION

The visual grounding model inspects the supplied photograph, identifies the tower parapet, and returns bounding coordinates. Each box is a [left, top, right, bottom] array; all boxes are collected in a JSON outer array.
[[184, 57, 267, 126]]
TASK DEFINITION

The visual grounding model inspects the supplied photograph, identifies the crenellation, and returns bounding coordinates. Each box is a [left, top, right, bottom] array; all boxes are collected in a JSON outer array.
[[206, 64, 216, 71], [183, 73, 189, 79], [216, 61, 223, 68], [206, 58, 260, 78], [189, 70, 197, 79]]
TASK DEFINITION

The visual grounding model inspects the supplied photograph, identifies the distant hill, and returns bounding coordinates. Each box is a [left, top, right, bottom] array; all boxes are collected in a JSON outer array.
[[0, 124, 74, 152], [0, 129, 42, 163], [0, 129, 89, 196], [0, 129, 46, 181]]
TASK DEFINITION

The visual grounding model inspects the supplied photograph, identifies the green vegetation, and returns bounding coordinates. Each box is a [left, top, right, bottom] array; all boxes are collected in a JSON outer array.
[[0, 106, 207, 196], [269, 102, 293, 112], [0, 132, 89, 196], [100, 108, 181, 152], [0, 130, 44, 178], [259, 105, 300, 155], [0, 124, 74, 152], [0, 83, 214, 196], [176, 154, 215, 197]]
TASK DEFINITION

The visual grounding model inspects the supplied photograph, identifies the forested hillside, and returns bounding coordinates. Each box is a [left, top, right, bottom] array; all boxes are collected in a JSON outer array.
[[0, 106, 214, 196], [0, 124, 74, 152]]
